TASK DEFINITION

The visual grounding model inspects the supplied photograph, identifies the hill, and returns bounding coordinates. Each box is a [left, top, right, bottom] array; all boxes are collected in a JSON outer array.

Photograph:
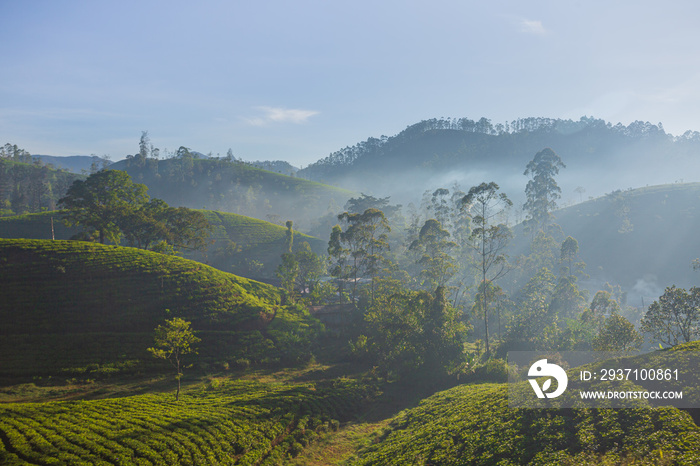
[[110, 155, 354, 230], [0, 239, 321, 378], [357, 344, 700, 464], [298, 116, 700, 207], [0, 210, 326, 278], [508, 183, 700, 305]]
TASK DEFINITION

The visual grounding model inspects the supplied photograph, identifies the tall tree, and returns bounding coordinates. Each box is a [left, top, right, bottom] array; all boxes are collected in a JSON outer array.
[[328, 224, 350, 304], [284, 220, 294, 254], [523, 148, 566, 233], [409, 218, 457, 290], [462, 182, 512, 355], [336, 208, 391, 302], [560, 236, 579, 277]]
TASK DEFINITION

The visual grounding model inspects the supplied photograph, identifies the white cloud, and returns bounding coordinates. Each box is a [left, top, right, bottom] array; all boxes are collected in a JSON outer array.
[[245, 106, 320, 126], [520, 19, 547, 35]]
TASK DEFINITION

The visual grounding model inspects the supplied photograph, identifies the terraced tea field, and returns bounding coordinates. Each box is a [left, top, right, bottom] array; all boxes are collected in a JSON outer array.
[[355, 376, 700, 465], [0, 379, 369, 465]]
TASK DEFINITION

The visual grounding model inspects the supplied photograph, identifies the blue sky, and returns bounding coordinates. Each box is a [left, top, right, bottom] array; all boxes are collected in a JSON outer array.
[[2, 0, 699, 166]]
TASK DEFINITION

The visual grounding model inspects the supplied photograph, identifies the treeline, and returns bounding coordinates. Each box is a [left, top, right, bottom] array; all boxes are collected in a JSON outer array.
[[0, 143, 83, 216]]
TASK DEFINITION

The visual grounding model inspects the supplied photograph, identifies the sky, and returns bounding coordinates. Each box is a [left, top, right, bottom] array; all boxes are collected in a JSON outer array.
[[2, 0, 700, 167]]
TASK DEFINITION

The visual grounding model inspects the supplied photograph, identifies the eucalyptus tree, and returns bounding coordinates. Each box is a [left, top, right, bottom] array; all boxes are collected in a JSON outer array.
[[409, 218, 457, 291], [462, 182, 513, 354], [523, 148, 566, 233], [334, 208, 391, 302]]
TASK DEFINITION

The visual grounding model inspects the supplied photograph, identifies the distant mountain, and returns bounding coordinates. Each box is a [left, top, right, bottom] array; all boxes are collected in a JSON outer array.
[[247, 159, 300, 176], [33, 154, 112, 173], [298, 116, 700, 206]]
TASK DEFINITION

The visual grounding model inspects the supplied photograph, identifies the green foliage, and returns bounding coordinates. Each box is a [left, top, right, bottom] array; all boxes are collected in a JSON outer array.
[[59, 170, 211, 252], [148, 317, 201, 400], [334, 208, 391, 302], [523, 147, 566, 232], [409, 218, 457, 290], [357, 285, 468, 378], [0, 209, 324, 278], [593, 313, 643, 352], [0, 145, 83, 217], [641, 286, 700, 347], [59, 169, 149, 244], [0, 379, 369, 464], [462, 181, 513, 354]]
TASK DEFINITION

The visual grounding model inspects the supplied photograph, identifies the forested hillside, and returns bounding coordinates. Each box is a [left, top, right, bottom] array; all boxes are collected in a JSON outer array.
[[0, 156, 82, 216], [299, 116, 700, 205], [111, 150, 353, 229], [510, 183, 700, 299]]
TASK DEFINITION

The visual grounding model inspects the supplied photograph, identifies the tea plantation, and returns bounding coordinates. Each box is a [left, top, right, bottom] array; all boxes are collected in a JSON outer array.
[[0, 239, 320, 377], [0, 379, 369, 465]]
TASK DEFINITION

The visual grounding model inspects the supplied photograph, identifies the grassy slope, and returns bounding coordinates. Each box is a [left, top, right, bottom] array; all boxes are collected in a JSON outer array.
[[356, 344, 700, 465], [0, 239, 320, 377]]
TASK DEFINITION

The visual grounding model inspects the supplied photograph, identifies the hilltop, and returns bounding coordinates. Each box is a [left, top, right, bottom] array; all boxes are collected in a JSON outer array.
[[0, 239, 321, 378]]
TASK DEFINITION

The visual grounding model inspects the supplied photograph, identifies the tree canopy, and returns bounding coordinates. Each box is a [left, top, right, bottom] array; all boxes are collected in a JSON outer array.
[[59, 169, 210, 252]]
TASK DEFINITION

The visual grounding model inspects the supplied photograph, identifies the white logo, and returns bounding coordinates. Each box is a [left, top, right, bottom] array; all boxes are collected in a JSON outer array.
[[528, 359, 568, 399]]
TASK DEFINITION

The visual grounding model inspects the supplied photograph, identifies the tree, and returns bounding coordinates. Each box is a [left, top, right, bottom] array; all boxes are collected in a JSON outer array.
[[593, 313, 643, 352], [336, 208, 391, 302], [359, 286, 467, 378], [59, 170, 148, 244], [295, 242, 325, 297], [462, 182, 512, 355], [560, 236, 579, 277], [148, 317, 200, 401], [641, 286, 700, 347], [328, 224, 350, 304], [409, 219, 457, 290], [284, 220, 294, 254], [523, 148, 566, 233]]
